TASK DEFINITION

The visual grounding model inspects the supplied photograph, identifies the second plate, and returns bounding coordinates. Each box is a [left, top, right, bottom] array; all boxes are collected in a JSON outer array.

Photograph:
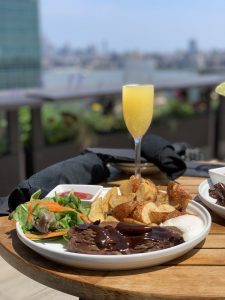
[[111, 162, 160, 175]]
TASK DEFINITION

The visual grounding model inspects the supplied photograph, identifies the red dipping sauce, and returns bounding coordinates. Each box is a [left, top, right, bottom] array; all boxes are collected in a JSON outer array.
[[59, 191, 93, 200]]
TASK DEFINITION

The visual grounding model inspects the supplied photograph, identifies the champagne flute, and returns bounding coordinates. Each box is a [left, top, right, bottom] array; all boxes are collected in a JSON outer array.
[[122, 84, 154, 179]]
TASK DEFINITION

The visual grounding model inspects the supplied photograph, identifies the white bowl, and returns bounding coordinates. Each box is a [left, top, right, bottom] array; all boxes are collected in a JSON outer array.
[[198, 179, 225, 219], [208, 166, 225, 185], [46, 184, 103, 205]]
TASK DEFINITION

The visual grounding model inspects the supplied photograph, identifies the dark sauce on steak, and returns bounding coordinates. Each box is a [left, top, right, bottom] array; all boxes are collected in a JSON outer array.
[[66, 221, 184, 255], [209, 182, 225, 207]]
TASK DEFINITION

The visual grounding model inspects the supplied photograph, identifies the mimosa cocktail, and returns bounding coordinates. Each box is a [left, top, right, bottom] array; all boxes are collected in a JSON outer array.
[[122, 84, 154, 178]]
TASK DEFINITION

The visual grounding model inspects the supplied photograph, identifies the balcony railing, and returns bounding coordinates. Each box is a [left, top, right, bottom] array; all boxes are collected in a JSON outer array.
[[0, 74, 225, 196]]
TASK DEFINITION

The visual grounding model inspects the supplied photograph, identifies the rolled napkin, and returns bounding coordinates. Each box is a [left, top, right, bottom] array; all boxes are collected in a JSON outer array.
[[141, 134, 186, 180], [8, 152, 109, 213]]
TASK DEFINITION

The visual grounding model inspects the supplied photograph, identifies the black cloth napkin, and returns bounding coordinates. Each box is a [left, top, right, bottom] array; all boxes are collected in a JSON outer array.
[[7, 152, 109, 213], [141, 134, 186, 180]]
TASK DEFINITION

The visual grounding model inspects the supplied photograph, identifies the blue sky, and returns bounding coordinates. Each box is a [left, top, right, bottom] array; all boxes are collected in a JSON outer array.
[[40, 0, 225, 53]]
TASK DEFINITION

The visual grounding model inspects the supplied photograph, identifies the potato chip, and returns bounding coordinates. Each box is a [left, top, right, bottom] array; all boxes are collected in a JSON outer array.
[[88, 197, 105, 222], [105, 215, 119, 222]]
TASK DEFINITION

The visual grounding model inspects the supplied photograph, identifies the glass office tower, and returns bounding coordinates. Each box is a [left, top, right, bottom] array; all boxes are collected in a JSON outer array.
[[0, 0, 41, 89]]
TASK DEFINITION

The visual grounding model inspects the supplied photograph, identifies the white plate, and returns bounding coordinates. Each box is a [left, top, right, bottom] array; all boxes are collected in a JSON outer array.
[[16, 188, 211, 271], [198, 179, 225, 219], [111, 162, 160, 175], [208, 166, 225, 185], [46, 184, 103, 205]]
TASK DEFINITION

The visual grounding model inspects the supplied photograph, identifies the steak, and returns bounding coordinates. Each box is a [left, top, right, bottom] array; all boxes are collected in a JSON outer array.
[[66, 221, 184, 255], [209, 182, 225, 207]]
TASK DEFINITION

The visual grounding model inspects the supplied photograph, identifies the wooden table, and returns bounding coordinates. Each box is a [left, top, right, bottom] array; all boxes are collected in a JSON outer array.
[[1, 174, 225, 300]]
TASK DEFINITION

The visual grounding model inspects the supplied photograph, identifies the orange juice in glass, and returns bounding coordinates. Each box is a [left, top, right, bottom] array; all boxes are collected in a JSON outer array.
[[122, 84, 154, 178]]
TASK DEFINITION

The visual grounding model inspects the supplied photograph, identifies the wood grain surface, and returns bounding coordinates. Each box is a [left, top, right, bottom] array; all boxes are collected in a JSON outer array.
[[1, 174, 225, 300]]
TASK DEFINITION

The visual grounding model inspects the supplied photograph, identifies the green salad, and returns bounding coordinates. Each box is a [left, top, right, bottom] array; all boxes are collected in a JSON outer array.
[[11, 189, 90, 240]]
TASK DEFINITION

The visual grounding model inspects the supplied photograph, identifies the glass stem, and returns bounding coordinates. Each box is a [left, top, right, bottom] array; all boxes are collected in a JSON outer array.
[[134, 136, 142, 179]]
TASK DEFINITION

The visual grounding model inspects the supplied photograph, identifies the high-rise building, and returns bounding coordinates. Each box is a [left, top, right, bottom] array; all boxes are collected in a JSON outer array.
[[0, 0, 41, 89], [188, 39, 198, 55]]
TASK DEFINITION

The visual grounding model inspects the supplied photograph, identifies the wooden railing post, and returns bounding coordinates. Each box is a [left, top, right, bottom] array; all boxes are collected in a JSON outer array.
[[29, 105, 45, 174], [7, 110, 26, 181], [208, 95, 224, 159]]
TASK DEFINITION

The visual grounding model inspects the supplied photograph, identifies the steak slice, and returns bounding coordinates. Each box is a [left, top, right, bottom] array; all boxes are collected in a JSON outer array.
[[66, 222, 184, 255]]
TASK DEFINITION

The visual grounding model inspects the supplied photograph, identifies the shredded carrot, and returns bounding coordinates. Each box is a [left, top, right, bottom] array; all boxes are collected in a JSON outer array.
[[37, 200, 75, 212], [77, 212, 91, 224], [25, 230, 68, 240], [36, 200, 91, 224]]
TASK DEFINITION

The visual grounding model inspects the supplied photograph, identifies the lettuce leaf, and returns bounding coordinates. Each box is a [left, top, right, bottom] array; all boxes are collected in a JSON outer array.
[[11, 202, 31, 230], [49, 191, 90, 215]]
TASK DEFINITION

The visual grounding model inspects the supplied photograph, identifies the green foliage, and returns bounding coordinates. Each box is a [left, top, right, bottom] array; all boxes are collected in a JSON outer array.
[[82, 110, 126, 134], [154, 99, 195, 123], [18, 103, 81, 147], [42, 103, 80, 145], [19, 106, 32, 146]]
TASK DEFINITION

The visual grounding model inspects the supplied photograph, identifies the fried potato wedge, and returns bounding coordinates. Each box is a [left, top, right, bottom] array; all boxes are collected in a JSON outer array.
[[120, 176, 158, 202], [112, 201, 138, 221], [131, 179, 158, 203], [151, 208, 184, 224], [164, 209, 185, 221], [119, 176, 137, 195], [132, 202, 158, 224], [158, 204, 176, 212], [155, 190, 169, 206], [135, 183, 146, 203], [167, 181, 192, 210], [149, 204, 176, 224], [109, 194, 135, 209], [141, 179, 158, 202]]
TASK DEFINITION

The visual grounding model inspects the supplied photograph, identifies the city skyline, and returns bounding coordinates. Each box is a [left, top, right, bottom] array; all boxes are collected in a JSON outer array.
[[40, 0, 225, 53]]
